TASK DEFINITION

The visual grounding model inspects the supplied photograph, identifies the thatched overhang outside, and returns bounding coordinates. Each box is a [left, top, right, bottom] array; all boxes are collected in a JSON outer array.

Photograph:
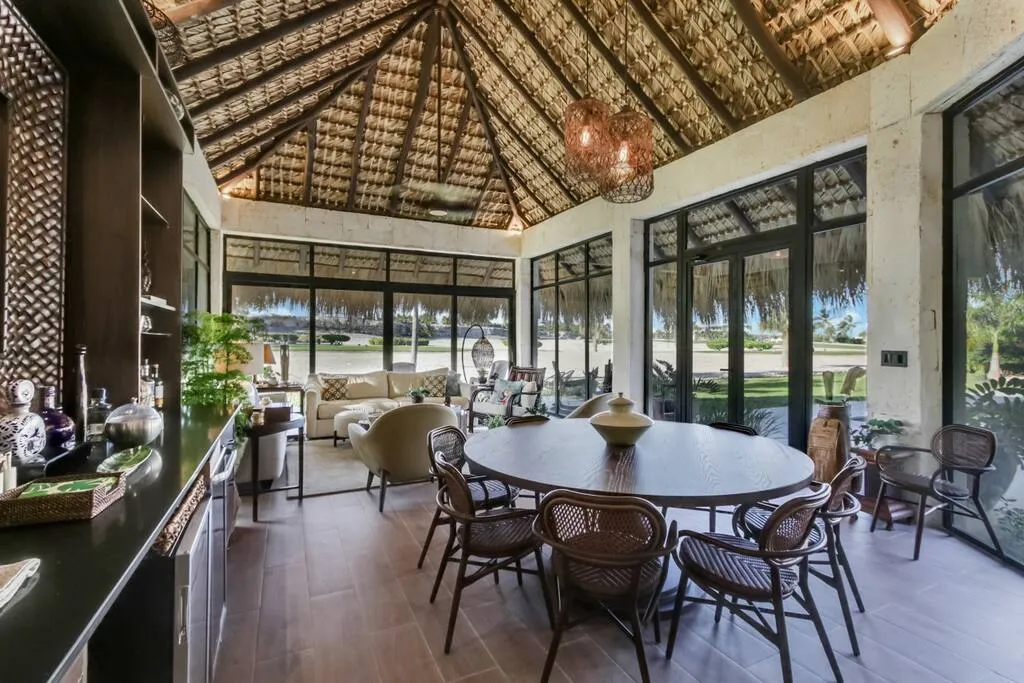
[[153, 0, 956, 230]]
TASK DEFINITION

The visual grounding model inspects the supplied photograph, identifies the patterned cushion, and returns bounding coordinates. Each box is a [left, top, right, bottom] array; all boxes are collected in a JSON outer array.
[[321, 376, 349, 401], [421, 374, 446, 398]]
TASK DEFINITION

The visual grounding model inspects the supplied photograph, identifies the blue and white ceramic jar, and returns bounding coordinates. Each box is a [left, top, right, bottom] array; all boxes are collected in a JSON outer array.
[[0, 380, 47, 465]]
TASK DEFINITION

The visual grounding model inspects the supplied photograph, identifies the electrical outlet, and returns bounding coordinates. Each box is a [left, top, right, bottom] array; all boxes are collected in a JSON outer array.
[[881, 350, 908, 367]]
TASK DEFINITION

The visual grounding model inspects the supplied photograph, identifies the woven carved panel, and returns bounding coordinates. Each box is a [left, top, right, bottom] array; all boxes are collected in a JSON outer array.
[[0, 1, 66, 396]]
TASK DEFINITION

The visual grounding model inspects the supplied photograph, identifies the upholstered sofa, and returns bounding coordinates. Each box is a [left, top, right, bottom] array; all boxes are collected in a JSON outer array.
[[304, 367, 469, 439]]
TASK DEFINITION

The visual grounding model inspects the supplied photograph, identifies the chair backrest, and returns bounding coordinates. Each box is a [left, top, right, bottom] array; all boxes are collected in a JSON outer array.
[[709, 422, 758, 436], [363, 403, 458, 481], [505, 415, 549, 426], [932, 424, 997, 470], [509, 365, 546, 386], [427, 425, 466, 476], [825, 454, 866, 515], [434, 457, 476, 517], [759, 483, 831, 562], [565, 393, 614, 419]]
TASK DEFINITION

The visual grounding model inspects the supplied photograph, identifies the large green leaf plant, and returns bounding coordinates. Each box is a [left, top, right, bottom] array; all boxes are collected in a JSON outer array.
[[182, 312, 264, 408]]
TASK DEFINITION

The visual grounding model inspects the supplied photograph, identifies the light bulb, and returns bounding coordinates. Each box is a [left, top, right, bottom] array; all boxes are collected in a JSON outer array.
[[580, 127, 592, 146]]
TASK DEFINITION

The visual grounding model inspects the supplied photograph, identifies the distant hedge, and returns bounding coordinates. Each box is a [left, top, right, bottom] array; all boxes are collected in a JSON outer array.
[[368, 337, 429, 347], [705, 338, 775, 351]]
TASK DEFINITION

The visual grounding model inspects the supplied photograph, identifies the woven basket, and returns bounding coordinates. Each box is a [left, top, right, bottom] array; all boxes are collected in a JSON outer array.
[[0, 473, 126, 528]]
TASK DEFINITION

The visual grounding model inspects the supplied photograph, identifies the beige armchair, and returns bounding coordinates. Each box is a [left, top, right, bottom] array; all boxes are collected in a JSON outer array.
[[349, 403, 458, 512]]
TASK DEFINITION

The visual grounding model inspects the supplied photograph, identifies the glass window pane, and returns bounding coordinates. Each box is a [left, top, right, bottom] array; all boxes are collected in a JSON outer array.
[[689, 177, 796, 245], [231, 285, 310, 384], [225, 237, 311, 276], [557, 244, 586, 281], [588, 236, 613, 275], [691, 261, 729, 424], [390, 252, 453, 285], [314, 245, 386, 280], [457, 258, 514, 288], [534, 287, 557, 408], [196, 264, 209, 313], [315, 289, 384, 375], [533, 254, 556, 287], [649, 263, 677, 419], [743, 251, 789, 442], [812, 224, 867, 431], [181, 252, 196, 316], [649, 215, 678, 260], [588, 275, 613, 396], [814, 157, 867, 221], [457, 297, 510, 381], [392, 293, 452, 371], [197, 218, 209, 265], [556, 280, 586, 415], [183, 198, 197, 253], [951, 69, 1024, 186]]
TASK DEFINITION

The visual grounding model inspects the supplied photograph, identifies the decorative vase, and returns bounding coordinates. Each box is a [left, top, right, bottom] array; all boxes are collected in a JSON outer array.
[[589, 393, 653, 447], [280, 343, 290, 384], [141, 241, 153, 295], [810, 402, 850, 481], [0, 380, 47, 465], [39, 385, 76, 451], [103, 398, 163, 449], [73, 344, 88, 443]]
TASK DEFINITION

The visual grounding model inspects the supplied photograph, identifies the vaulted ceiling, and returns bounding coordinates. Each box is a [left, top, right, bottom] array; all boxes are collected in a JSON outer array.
[[152, 0, 957, 229]]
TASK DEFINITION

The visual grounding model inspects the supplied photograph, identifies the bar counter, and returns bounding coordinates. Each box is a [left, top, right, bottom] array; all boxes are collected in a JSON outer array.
[[0, 405, 236, 683]]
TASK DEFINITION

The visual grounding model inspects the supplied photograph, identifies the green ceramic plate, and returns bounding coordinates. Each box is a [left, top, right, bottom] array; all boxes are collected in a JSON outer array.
[[19, 477, 118, 498], [97, 446, 154, 474]]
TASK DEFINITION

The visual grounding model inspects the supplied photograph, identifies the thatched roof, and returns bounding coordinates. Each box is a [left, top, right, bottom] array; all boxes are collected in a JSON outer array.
[[150, 0, 956, 230]]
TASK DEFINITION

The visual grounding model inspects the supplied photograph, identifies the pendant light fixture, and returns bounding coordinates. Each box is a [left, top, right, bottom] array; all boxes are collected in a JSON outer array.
[[600, 5, 654, 203], [563, 0, 611, 184]]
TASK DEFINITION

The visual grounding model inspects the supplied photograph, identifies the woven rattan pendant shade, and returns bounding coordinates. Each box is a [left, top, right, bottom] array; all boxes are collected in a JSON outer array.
[[564, 97, 611, 183], [600, 108, 654, 203], [470, 335, 494, 375]]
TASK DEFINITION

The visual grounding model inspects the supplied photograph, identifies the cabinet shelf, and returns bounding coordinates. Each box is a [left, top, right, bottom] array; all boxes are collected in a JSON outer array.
[[141, 195, 168, 228], [141, 331, 172, 338], [140, 295, 175, 312]]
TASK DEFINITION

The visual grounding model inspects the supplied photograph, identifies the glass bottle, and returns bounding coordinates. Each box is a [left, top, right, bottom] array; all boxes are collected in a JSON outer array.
[[139, 360, 154, 408], [86, 388, 112, 442], [151, 363, 164, 411], [73, 344, 88, 443], [39, 385, 75, 450]]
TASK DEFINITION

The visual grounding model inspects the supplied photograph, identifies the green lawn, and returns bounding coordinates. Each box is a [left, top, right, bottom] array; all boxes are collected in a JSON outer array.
[[692, 374, 866, 410]]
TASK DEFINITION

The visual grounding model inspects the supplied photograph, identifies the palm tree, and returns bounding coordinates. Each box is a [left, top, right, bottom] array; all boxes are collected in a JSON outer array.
[[968, 284, 1024, 379], [813, 307, 835, 342], [834, 313, 856, 340]]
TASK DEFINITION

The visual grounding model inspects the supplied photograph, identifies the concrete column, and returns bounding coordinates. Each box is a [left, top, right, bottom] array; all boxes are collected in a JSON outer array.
[[210, 228, 224, 313], [514, 257, 532, 367], [612, 219, 646, 402], [866, 113, 943, 442]]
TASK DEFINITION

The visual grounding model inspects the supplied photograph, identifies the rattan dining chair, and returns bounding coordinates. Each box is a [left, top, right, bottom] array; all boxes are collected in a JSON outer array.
[[429, 458, 553, 654], [667, 483, 842, 683], [870, 424, 1003, 560], [504, 414, 550, 426], [734, 455, 867, 655], [534, 490, 678, 683], [417, 426, 521, 569], [696, 422, 759, 531]]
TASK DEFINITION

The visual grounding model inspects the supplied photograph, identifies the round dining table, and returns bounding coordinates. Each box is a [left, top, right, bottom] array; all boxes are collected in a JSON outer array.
[[464, 419, 814, 509]]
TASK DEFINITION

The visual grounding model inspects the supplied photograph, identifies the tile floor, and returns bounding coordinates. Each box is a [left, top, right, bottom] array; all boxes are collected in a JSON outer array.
[[217, 482, 1024, 683]]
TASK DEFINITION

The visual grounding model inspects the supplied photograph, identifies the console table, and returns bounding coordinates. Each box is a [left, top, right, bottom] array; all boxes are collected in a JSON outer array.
[[245, 417, 305, 521]]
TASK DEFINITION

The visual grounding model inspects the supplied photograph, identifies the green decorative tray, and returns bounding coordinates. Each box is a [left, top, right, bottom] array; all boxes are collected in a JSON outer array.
[[0, 473, 126, 528], [97, 446, 154, 474]]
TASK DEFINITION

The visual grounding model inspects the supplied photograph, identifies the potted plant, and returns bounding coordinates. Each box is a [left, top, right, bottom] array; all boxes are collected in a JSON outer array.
[[408, 387, 428, 404], [485, 415, 506, 430], [182, 312, 263, 409], [850, 418, 905, 451]]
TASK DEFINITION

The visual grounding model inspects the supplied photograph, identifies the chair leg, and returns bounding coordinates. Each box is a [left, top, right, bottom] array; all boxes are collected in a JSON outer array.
[[913, 493, 928, 561], [429, 524, 455, 604], [651, 607, 661, 644], [708, 505, 717, 533], [378, 475, 388, 513], [771, 584, 793, 683], [800, 565, 844, 683], [630, 607, 652, 683], [665, 570, 689, 660], [444, 550, 471, 654], [365, 470, 374, 491], [541, 588, 572, 683], [826, 526, 860, 656], [417, 507, 443, 569], [515, 558, 523, 586], [974, 494, 1004, 558], [869, 482, 886, 533], [534, 548, 555, 629], [714, 593, 726, 624], [333, 432, 338, 447], [835, 528, 865, 613]]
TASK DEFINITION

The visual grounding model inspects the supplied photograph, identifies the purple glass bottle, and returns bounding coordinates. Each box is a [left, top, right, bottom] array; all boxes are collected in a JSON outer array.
[[39, 385, 76, 451]]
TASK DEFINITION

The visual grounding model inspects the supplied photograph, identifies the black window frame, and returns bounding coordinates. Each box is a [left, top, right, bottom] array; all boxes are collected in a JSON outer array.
[[182, 195, 211, 314]]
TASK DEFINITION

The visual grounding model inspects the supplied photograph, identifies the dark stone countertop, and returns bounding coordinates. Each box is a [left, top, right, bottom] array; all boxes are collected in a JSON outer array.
[[0, 405, 236, 683]]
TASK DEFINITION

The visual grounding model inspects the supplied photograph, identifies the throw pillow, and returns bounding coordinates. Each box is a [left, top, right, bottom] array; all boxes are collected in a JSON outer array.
[[492, 378, 524, 405], [421, 374, 446, 398], [321, 376, 349, 401]]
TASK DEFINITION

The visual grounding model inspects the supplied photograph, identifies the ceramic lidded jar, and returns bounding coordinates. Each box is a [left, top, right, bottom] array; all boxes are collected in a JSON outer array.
[[104, 398, 163, 449], [0, 380, 47, 465], [589, 393, 654, 447]]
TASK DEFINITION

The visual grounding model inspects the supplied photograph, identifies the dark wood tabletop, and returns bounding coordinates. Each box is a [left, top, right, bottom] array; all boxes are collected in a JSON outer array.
[[464, 419, 814, 507]]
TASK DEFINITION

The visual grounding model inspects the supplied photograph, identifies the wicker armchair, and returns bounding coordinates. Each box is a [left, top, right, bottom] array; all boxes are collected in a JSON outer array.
[[417, 426, 521, 569], [533, 490, 678, 683], [667, 483, 842, 683], [468, 366, 546, 432], [869, 424, 1002, 560], [429, 459, 553, 654], [734, 455, 867, 655]]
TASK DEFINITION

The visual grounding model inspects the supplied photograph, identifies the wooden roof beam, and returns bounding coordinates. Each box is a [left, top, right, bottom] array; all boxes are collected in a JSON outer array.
[[626, 0, 738, 131], [448, 5, 563, 144], [201, 4, 433, 150], [164, 0, 242, 24], [391, 12, 441, 213], [503, 160, 555, 217], [175, 0, 364, 79], [303, 120, 317, 206], [556, 0, 689, 151], [865, 0, 916, 54], [192, 1, 431, 118], [444, 8, 525, 223], [443, 97, 471, 182], [728, 0, 809, 101], [489, 0, 581, 100], [724, 200, 756, 235], [347, 65, 377, 210]]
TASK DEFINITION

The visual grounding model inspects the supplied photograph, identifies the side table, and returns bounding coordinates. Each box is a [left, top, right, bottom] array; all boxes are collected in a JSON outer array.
[[852, 447, 915, 528], [245, 417, 304, 522], [255, 383, 306, 414]]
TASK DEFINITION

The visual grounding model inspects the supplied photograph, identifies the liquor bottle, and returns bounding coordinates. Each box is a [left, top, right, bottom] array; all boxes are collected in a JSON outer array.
[[86, 388, 112, 442], [73, 345, 88, 443], [151, 363, 164, 411], [39, 385, 75, 450], [139, 360, 155, 408]]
